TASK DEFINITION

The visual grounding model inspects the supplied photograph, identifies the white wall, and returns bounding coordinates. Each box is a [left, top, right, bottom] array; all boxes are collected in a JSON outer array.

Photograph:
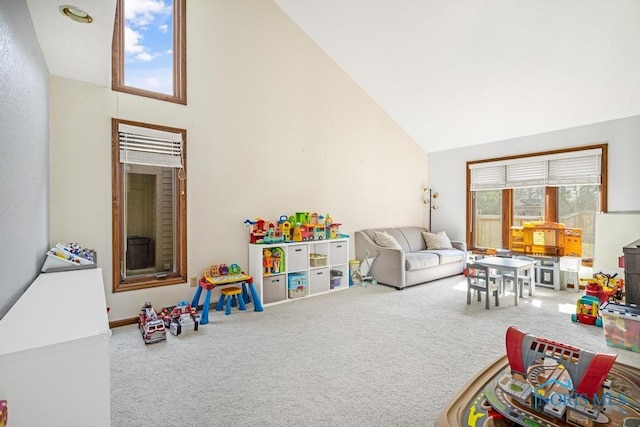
[[49, 0, 428, 322], [427, 115, 640, 242]]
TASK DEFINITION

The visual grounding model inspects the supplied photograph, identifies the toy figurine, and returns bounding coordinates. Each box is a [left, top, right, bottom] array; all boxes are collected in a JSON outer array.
[[219, 263, 229, 275], [273, 250, 282, 273], [263, 249, 273, 274]]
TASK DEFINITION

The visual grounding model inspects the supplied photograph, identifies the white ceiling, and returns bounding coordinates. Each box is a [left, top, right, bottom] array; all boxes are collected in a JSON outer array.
[[25, 0, 640, 153]]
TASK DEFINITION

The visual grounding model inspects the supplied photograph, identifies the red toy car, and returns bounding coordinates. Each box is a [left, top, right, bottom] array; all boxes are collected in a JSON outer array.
[[138, 302, 167, 344]]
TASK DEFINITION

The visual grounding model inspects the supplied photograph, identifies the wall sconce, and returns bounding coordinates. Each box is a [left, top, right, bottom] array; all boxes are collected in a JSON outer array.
[[423, 187, 439, 230]]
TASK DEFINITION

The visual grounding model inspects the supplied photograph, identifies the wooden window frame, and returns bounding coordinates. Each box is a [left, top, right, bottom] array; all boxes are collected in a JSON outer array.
[[111, 118, 187, 292], [112, 0, 187, 105], [466, 143, 608, 251]]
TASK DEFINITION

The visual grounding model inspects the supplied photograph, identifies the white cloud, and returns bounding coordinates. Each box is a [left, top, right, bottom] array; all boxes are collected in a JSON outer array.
[[124, 26, 145, 54], [159, 24, 168, 34], [136, 52, 156, 62], [124, 0, 171, 26]]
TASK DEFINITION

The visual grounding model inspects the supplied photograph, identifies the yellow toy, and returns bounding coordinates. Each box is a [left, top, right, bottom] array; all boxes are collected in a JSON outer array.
[[263, 249, 274, 274]]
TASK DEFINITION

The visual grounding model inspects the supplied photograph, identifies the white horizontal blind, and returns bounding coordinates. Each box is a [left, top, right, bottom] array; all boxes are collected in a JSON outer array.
[[506, 161, 547, 188], [470, 164, 505, 190], [118, 123, 183, 168], [469, 148, 601, 190], [548, 154, 601, 185]]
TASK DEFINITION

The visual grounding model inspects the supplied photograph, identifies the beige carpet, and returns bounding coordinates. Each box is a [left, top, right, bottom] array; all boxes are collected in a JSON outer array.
[[110, 275, 640, 426]]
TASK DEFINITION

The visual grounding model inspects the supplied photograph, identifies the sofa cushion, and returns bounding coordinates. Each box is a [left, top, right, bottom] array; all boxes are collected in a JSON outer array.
[[405, 252, 439, 271], [422, 231, 453, 250], [426, 249, 465, 265], [373, 231, 403, 250]]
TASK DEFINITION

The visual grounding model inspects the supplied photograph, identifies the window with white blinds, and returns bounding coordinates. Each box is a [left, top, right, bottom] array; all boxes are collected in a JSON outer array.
[[469, 148, 601, 190], [118, 123, 184, 169]]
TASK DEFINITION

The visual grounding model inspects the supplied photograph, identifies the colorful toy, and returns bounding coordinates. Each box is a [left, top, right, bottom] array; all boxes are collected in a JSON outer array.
[[219, 263, 229, 275], [277, 215, 292, 241], [510, 221, 583, 257], [249, 212, 344, 243], [582, 272, 624, 305], [263, 249, 274, 274], [600, 301, 640, 352], [138, 302, 167, 344], [244, 218, 274, 243], [288, 273, 309, 298], [160, 301, 199, 336], [571, 294, 603, 327], [0, 400, 7, 427], [436, 327, 637, 427]]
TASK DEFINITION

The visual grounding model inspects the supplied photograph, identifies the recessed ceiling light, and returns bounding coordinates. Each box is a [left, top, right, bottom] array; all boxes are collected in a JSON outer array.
[[59, 5, 93, 24]]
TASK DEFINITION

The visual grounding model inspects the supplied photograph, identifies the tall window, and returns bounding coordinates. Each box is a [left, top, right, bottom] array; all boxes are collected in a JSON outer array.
[[467, 144, 607, 259], [473, 190, 502, 249], [558, 185, 599, 258], [112, 119, 187, 291], [112, 0, 186, 104], [513, 187, 544, 227]]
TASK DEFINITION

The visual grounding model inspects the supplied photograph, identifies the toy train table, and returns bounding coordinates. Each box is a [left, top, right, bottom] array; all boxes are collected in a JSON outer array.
[[436, 327, 640, 427]]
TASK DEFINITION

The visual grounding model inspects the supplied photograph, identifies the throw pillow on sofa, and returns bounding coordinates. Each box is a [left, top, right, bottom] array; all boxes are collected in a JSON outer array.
[[374, 231, 403, 250], [422, 231, 453, 250]]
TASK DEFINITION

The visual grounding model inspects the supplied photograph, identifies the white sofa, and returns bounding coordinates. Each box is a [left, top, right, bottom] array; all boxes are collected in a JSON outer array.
[[354, 226, 467, 289]]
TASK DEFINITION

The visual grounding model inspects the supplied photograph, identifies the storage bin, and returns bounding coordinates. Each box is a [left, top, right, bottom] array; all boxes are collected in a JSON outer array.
[[330, 269, 343, 289], [287, 273, 309, 299], [288, 245, 308, 271], [600, 302, 640, 353], [309, 253, 327, 267], [263, 275, 287, 304]]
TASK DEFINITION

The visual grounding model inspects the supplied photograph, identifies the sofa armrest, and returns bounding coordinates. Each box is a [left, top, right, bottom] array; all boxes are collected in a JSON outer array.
[[451, 240, 467, 253], [355, 231, 406, 288], [451, 240, 467, 267]]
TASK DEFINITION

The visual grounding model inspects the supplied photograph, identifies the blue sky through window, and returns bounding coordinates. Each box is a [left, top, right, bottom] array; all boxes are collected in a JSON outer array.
[[123, 0, 173, 95]]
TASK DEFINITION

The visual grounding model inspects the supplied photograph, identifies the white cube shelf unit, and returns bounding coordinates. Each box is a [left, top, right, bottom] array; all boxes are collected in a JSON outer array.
[[249, 238, 350, 305]]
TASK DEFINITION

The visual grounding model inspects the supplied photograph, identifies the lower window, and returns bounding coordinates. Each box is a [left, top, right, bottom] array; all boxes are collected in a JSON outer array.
[[112, 119, 187, 291]]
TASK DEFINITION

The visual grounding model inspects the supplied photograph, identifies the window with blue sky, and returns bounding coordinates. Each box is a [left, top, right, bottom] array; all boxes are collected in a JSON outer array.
[[123, 0, 174, 95]]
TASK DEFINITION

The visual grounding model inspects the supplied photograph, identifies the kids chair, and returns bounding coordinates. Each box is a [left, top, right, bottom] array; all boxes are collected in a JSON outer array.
[[467, 262, 500, 309], [217, 287, 247, 315], [473, 255, 504, 294], [502, 255, 534, 297]]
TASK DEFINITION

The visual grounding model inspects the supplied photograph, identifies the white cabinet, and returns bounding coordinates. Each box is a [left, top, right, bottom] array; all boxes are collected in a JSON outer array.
[[0, 268, 111, 426], [249, 238, 349, 306]]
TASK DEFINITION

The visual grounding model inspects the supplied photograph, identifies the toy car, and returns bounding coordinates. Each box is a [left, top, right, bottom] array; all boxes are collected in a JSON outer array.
[[138, 302, 167, 344], [571, 294, 603, 327], [160, 301, 199, 336], [585, 272, 624, 304]]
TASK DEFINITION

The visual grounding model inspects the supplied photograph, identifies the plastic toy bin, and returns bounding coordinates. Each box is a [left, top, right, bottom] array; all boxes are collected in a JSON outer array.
[[287, 273, 309, 299], [330, 269, 343, 289], [600, 302, 640, 353]]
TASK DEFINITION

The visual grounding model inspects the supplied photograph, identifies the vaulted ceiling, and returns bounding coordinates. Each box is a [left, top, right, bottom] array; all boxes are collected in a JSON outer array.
[[25, 0, 640, 153]]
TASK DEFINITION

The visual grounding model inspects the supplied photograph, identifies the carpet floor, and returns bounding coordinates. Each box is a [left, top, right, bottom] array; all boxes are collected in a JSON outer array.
[[110, 275, 640, 426]]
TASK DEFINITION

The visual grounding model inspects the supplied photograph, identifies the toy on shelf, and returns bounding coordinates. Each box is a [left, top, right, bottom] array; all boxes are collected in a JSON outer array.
[[160, 301, 199, 336], [138, 302, 167, 344], [571, 294, 603, 327], [244, 218, 272, 244], [263, 248, 285, 275], [247, 212, 346, 243], [278, 215, 292, 241], [41, 242, 97, 273]]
